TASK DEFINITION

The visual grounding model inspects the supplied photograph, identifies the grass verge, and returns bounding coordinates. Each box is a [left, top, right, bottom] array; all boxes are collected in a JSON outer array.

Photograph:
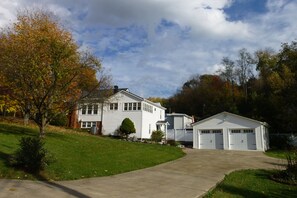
[[265, 149, 295, 159], [0, 122, 184, 181], [204, 169, 297, 198]]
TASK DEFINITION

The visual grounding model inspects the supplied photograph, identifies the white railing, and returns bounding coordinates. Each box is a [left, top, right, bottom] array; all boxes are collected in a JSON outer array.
[[166, 129, 193, 142]]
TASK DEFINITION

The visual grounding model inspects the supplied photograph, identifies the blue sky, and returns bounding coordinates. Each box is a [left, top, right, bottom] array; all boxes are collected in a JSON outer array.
[[1, 0, 297, 98]]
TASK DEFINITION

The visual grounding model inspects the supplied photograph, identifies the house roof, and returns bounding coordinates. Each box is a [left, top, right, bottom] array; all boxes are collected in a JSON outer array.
[[166, 113, 193, 120], [109, 90, 167, 110], [156, 120, 169, 125], [192, 111, 268, 126]]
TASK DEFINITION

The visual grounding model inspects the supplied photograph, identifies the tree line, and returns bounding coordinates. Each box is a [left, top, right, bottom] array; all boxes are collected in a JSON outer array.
[[164, 42, 297, 134]]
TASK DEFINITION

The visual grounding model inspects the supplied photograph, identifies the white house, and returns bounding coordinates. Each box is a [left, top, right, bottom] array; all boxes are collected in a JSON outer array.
[[77, 88, 166, 139], [192, 112, 269, 151]]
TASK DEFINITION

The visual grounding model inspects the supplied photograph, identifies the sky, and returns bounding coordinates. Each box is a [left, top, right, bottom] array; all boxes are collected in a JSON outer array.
[[0, 0, 296, 98]]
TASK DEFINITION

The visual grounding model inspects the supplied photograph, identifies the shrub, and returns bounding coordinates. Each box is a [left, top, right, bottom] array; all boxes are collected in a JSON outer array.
[[167, 140, 180, 147], [272, 149, 297, 185], [269, 134, 291, 150], [49, 113, 68, 127], [119, 118, 136, 139], [151, 130, 164, 142], [12, 137, 52, 173]]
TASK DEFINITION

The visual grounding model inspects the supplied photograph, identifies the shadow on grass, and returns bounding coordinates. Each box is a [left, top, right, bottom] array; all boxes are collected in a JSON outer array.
[[0, 151, 11, 167], [0, 124, 36, 136], [215, 184, 267, 198], [0, 151, 90, 198]]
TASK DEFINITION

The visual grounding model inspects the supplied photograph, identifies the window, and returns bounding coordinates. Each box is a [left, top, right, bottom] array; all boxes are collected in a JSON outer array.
[[93, 105, 98, 114], [82, 105, 87, 115], [213, 130, 222, 133], [201, 130, 210, 134], [133, 103, 137, 110], [92, 122, 96, 127], [82, 122, 86, 128], [143, 103, 153, 113], [87, 105, 92, 114], [110, 103, 118, 110], [87, 122, 92, 128], [123, 102, 142, 111], [231, 129, 241, 133], [243, 129, 254, 133]]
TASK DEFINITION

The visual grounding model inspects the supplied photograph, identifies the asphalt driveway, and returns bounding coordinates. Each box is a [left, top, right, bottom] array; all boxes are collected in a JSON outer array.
[[0, 149, 284, 198]]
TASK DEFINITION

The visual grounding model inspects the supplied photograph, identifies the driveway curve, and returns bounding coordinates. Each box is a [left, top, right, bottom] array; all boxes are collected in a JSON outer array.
[[0, 149, 284, 198]]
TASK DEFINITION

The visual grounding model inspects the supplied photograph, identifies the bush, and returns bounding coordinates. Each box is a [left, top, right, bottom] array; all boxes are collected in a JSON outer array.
[[119, 118, 136, 139], [11, 137, 52, 173], [49, 113, 68, 127], [151, 130, 164, 142], [167, 140, 180, 147], [272, 149, 297, 185], [269, 134, 291, 150]]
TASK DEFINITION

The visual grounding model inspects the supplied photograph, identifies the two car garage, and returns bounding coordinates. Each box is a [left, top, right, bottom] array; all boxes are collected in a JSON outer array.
[[193, 112, 269, 151]]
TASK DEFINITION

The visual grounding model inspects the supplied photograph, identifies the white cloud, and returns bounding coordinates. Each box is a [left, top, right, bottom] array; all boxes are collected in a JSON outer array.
[[1, 0, 297, 97]]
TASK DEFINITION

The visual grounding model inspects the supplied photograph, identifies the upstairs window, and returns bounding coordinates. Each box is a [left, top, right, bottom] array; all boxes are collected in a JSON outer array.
[[93, 105, 98, 114], [123, 102, 141, 111], [110, 103, 118, 110], [82, 105, 87, 115], [81, 104, 99, 115]]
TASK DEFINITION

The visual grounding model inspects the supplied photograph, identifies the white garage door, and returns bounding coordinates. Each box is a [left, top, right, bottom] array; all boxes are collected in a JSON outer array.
[[199, 130, 223, 149], [229, 129, 256, 150]]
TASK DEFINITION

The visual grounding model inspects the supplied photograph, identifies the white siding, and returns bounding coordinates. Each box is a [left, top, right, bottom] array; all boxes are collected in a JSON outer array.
[[141, 103, 165, 139], [77, 91, 166, 139], [102, 92, 142, 136]]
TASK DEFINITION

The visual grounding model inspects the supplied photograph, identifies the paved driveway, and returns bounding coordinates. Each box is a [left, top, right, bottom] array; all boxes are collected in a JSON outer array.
[[0, 149, 284, 198]]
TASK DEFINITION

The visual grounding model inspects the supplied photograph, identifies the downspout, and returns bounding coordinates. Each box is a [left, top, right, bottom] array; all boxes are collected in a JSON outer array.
[[100, 101, 104, 135]]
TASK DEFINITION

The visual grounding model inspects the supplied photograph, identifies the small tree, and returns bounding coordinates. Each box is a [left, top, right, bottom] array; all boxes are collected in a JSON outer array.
[[119, 118, 136, 139], [151, 130, 164, 143], [12, 137, 52, 173]]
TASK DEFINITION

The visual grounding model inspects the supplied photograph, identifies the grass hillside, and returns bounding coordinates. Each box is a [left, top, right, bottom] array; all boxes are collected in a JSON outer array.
[[0, 121, 184, 181]]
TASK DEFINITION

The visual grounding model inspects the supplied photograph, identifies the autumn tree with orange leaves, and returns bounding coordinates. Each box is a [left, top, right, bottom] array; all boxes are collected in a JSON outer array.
[[0, 10, 111, 137]]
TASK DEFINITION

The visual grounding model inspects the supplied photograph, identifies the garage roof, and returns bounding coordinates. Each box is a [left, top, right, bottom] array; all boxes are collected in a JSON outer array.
[[192, 111, 268, 127]]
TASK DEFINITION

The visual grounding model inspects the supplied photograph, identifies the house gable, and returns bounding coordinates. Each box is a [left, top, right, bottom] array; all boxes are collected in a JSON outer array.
[[192, 112, 265, 128]]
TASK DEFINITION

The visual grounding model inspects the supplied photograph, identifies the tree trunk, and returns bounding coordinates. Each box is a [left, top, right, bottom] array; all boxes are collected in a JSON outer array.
[[39, 114, 47, 138], [24, 112, 29, 126]]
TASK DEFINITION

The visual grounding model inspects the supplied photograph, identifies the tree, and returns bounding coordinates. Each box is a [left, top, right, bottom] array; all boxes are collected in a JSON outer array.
[[0, 9, 110, 137], [119, 118, 136, 139], [235, 48, 256, 102], [255, 41, 297, 133]]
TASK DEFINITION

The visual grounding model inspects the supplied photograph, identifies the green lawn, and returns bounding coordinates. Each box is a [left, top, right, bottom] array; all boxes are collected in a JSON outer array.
[[0, 122, 184, 181], [265, 149, 294, 159], [204, 169, 297, 198]]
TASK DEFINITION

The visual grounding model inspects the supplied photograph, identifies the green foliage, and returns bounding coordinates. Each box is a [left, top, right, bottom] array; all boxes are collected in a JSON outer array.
[[269, 134, 292, 150], [167, 140, 180, 147], [0, 122, 184, 180], [119, 118, 136, 138], [12, 137, 52, 173], [49, 113, 68, 127], [151, 130, 164, 142], [272, 149, 297, 185]]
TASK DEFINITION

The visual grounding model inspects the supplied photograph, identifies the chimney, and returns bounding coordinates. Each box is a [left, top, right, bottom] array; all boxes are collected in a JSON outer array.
[[114, 85, 119, 94]]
